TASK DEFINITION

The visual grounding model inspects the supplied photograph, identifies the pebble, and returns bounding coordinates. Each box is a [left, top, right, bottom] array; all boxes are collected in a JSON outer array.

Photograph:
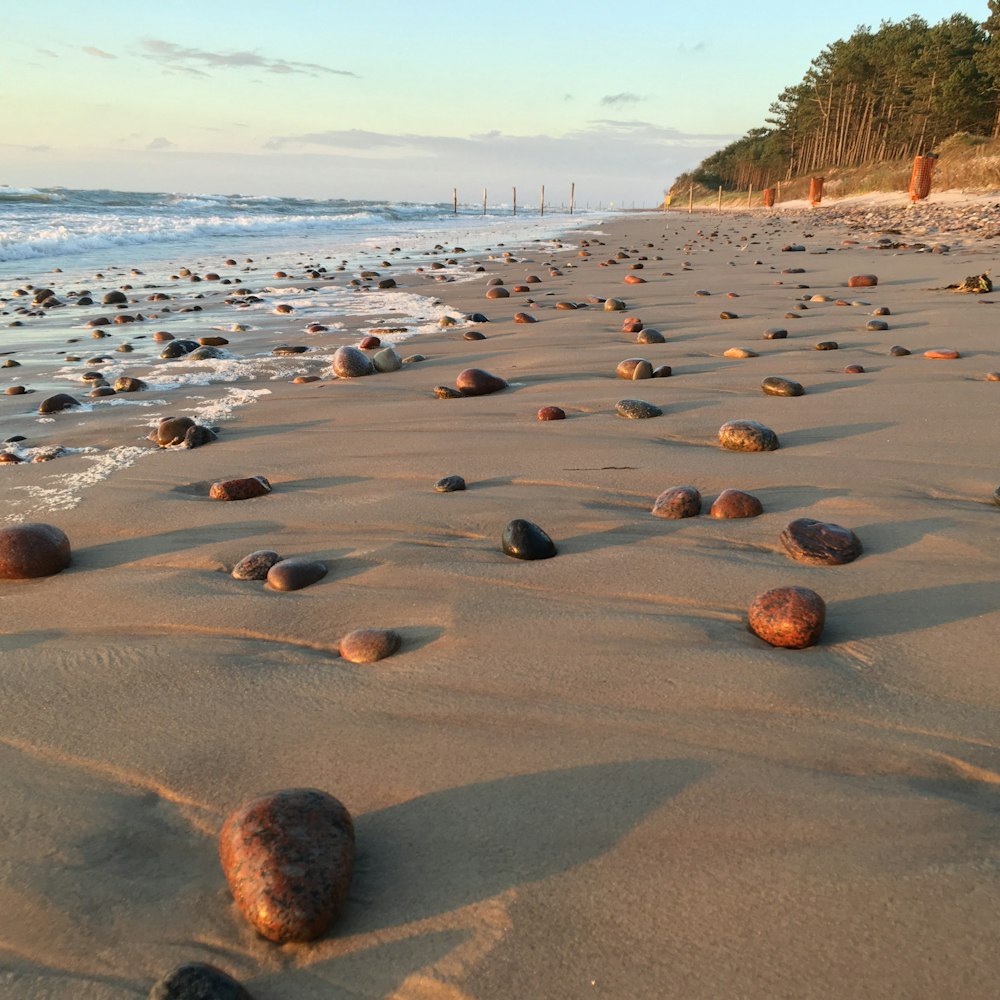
[[615, 358, 650, 379], [5, 386, 26, 395], [338, 627, 402, 663], [266, 558, 328, 591], [232, 549, 281, 580], [761, 376, 804, 397], [218, 788, 355, 943], [719, 311, 738, 320], [502, 519, 557, 560], [434, 474, 466, 492], [889, 345, 911, 356], [847, 274, 878, 287], [514, 312, 537, 323], [0, 523, 71, 579], [866, 320, 889, 331], [38, 393, 81, 414], [456, 368, 507, 396], [622, 317, 643, 333], [433, 386, 464, 399], [709, 489, 763, 518], [555, 301, 578, 310], [372, 348, 402, 372], [637, 329, 665, 344], [724, 347, 757, 358], [209, 476, 271, 501], [652, 365, 672, 378], [718, 420, 779, 452], [747, 586, 826, 648], [604, 298, 626, 311], [844, 364, 865, 374], [616, 398, 662, 419], [763, 328, 788, 340], [114, 376, 147, 392], [780, 518, 863, 565], [872, 306, 891, 316], [924, 348, 960, 359], [148, 962, 253, 1000], [332, 345, 374, 378], [993, 485, 1000, 507], [358, 335, 381, 349], [650, 485, 701, 519], [149, 416, 195, 447], [814, 341, 839, 351], [485, 286, 509, 299], [463, 331, 487, 341], [986, 372, 1000, 381], [537, 406, 566, 420]]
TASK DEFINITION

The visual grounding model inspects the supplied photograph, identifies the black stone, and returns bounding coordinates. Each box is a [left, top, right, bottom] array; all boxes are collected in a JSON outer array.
[[502, 519, 556, 560], [780, 518, 863, 565], [148, 961, 253, 1000], [38, 393, 81, 414], [761, 376, 804, 397], [434, 475, 466, 493]]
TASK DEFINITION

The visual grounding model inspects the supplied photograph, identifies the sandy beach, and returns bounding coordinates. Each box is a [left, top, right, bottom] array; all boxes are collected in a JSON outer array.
[[2, 199, 999, 999]]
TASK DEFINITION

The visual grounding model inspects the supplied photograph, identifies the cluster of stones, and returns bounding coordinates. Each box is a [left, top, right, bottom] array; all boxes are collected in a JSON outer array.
[[147, 416, 218, 449], [651, 486, 763, 520], [231, 548, 327, 591], [435, 367, 508, 398], [331, 343, 402, 378]]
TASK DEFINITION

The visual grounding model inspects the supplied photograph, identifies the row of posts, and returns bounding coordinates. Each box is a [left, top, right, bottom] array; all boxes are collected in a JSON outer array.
[[452, 184, 576, 216]]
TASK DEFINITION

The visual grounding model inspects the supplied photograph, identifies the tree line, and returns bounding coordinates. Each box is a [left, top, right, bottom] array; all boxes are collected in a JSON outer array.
[[673, 4, 1000, 193]]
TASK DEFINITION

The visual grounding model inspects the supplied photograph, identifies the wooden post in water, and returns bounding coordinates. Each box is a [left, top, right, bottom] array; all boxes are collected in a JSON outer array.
[[482, 188, 487, 216], [776, 181, 781, 204], [688, 184, 693, 214], [747, 185, 753, 209], [540, 184, 545, 216], [452, 188, 457, 215], [717, 185, 723, 211], [569, 182, 575, 215], [513, 187, 517, 216]]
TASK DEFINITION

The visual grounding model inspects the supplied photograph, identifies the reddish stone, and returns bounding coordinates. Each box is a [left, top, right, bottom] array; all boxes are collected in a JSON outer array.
[[622, 317, 644, 333], [537, 406, 566, 421], [219, 789, 354, 943], [456, 368, 507, 396], [709, 489, 763, 519], [0, 523, 71, 579], [266, 558, 327, 591], [651, 486, 701, 519], [780, 518, 863, 565], [719, 311, 738, 320], [555, 301, 578, 310], [0, 451, 21, 462], [293, 375, 321, 383], [616, 358, 650, 379], [511, 284, 530, 293], [514, 312, 537, 323], [485, 286, 509, 299], [847, 274, 878, 287], [339, 627, 402, 663], [924, 348, 960, 359], [843, 364, 865, 374], [624, 274, 646, 284], [718, 420, 779, 452], [747, 586, 826, 648], [358, 335, 381, 349], [209, 476, 271, 501]]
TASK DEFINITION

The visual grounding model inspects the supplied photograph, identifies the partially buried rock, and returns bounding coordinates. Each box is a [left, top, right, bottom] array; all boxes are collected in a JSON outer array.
[[814, 341, 838, 351], [763, 328, 788, 340], [709, 488, 763, 518], [433, 385, 464, 399], [456, 367, 507, 396], [0, 523, 71, 579], [866, 320, 889, 332], [148, 962, 253, 1000], [114, 376, 147, 392], [889, 345, 911, 356], [149, 416, 195, 447], [724, 347, 757, 358], [210, 476, 271, 501], [266, 557, 327, 591], [218, 788, 355, 943], [761, 376, 804, 397], [537, 406, 566, 420], [332, 345, 374, 378], [780, 517, 863, 565], [372, 347, 402, 372], [502, 518, 556, 560], [232, 549, 281, 580], [718, 419, 779, 451], [338, 627, 402, 663], [183, 424, 217, 449], [38, 393, 80, 414], [651, 485, 701, 519], [924, 348, 960, 359], [637, 329, 665, 344], [616, 358, 651, 380], [747, 586, 826, 649], [847, 274, 878, 287], [616, 398, 662, 419], [434, 475, 466, 492]]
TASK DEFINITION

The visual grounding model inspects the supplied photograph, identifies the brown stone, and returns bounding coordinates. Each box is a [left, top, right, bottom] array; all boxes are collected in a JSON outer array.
[[338, 627, 402, 663], [986, 371, 1000, 381], [209, 476, 271, 501], [219, 789, 354, 943], [724, 347, 757, 358], [615, 358, 650, 379], [485, 286, 509, 299], [604, 298, 626, 311], [924, 348, 960, 359], [114, 377, 147, 392], [555, 301, 578, 310], [38, 393, 81, 414], [332, 345, 374, 378], [622, 317, 643, 333], [624, 274, 646, 284], [814, 341, 839, 351], [761, 376, 804, 397], [709, 489, 763, 519], [513, 312, 537, 323], [889, 345, 911, 356], [0, 523, 71, 579], [232, 549, 281, 581], [652, 365, 672, 378], [150, 416, 196, 447], [358, 335, 381, 349], [720, 311, 738, 320], [651, 485, 701, 519], [747, 586, 826, 648], [847, 274, 878, 287], [537, 406, 566, 420], [780, 518, 863, 565], [718, 420, 779, 452], [456, 368, 507, 396], [844, 364, 865, 374], [266, 557, 327, 591], [637, 329, 665, 344], [433, 385, 464, 399]]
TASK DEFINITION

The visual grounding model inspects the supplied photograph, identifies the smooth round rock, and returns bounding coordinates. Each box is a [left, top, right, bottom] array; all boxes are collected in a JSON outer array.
[[372, 348, 402, 372], [748, 586, 826, 648], [184, 425, 217, 449], [358, 335, 381, 350], [433, 385, 464, 399], [338, 627, 402, 664], [761, 376, 804, 397], [434, 475, 466, 492], [38, 393, 81, 414], [150, 416, 196, 447], [148, 962, 253, 1000], [709, 489, 763, 519], [103, 290, 128, 304], [866, 320, 889, 332], [652, 365, 672, 378], [718, 420, 779, 452], [650, 485, 701, 519], [537, 406, 566, 420], [5, 385, 26, 395], [924, 348, 960, 359], [456, 368, 507, 396], [266, 557, 327, 591], [232, 549, 281, 581], [513, 312, 537, 324], [719, 311, 738, 320], [889, 345, 911, 356], [0, 523, 71, 579], [209, 476, 271, 501], [622, 317, 643, 333], [780, 518, 863, 565], [219, 789, 354, 943], [848, 274, 878, 287], [615, 358, 649, 380], [986, 371, 1000, 382], [814, 341, 839, 351], [616, 398, 662, 419], [636, 329, 665, 344], [604, 298, 626, 311], [724, 347, 757, 358], [114, 376, 147, 392], [502, 519, 556, 560], [463, 331, 487, 341], [332, 345, 374, 378], [844, 364, 865, 374], [485, 286, 509, 299], [763, 328, 788, 340]]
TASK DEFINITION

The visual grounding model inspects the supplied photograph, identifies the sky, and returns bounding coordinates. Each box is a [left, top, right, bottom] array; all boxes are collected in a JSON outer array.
[[2, 0, 990, 204]]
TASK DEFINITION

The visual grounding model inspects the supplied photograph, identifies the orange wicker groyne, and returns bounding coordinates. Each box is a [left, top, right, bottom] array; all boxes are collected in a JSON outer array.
[[909, 155, 935, 202], [763, 187, 775, 208], [809, 177, 824, 206]]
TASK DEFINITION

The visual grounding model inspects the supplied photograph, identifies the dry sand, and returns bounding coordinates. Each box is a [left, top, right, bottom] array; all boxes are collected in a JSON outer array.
[[1, 201, 999, 998]]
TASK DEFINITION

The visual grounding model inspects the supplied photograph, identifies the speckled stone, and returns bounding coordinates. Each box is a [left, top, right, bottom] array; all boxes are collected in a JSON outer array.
[[232, 549, 281, 580], [434, 475, 466, 492], [780, 518, 863, 565], [218, 789, 354, 943], [338, 628, 402, 663], [847, 274, 878, 287], [209, 476, 271, 501], [433, 385, 464, 399], [38, 393, 81, 414], [709, 489, 763, 519], [502, 519, 557, 560], [814, 341, 839, 351], [266, 557, 327, 591], [761, 376, 804, 397], [332, 345, 374, 378], [0, 523, 71, 579], [149, 416, 196, 447], [148, 962, 253, 1000], [650, 485, 701, 519], [747, 586, 826, 648], [718, 420, 779, 452], [616, 399, 662, 419], [456, 368, 507, 396]]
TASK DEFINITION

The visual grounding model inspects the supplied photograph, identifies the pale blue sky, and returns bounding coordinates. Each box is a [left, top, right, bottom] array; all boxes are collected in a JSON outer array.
[[2, 0, 988, 201]]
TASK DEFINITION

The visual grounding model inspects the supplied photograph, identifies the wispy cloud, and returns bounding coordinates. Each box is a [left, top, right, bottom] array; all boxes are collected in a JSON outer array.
[[141, 39, 358, 78], [601, 93, 644, 106], [146, 137, 176, 151], [83, 46, 116, 60], [37, 48, 57, 59], [678, 41, 707, 53]]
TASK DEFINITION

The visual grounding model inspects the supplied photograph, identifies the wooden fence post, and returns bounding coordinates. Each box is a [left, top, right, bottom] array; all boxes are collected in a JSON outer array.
[[540, 184, 545, 216], [482, 188, 487, 216], [569, 182, 575, 215], [513, 186, 517, 216], [688, 184, 693, 213], [453, 188, 457, 215], [717, 186, 723, 211]]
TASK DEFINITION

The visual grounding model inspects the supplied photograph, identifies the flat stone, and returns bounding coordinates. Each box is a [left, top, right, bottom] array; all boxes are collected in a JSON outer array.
[[38, 393, 81, 414], [724, 347, 757, 358], [0, 523, 71, 579], [434, 475, 466, 492], [209, 476, 271, 501], [232, 549, 281, 580], [848, 274, 878, 287], [148, 962, 253, 1000], [709, 489, 763, 518], [866, 320, 889, 331], [219, 789, 354, 943], [271, 345, 306, 356], [616, 398, 662, 419], [338, 627, 402, 663], [748, 586, 826, 648], [814, 341, 839, 351], [761, 376, 804, 397], [332, 345, 374, 378], [650, 485, 701, 519], [502, 519, 556, 560], [537, 406, 566, 420], [924, 348, 960, 359], [718, 420, 779, 452], [456, 368, 507, 396], [763, 328, 788, 340], [433, 385, 464, 399], [844, 364, 865, 374], [780, 518, 863, 565], [266, 557, 327, 591], [719, 311, 738, 320]]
